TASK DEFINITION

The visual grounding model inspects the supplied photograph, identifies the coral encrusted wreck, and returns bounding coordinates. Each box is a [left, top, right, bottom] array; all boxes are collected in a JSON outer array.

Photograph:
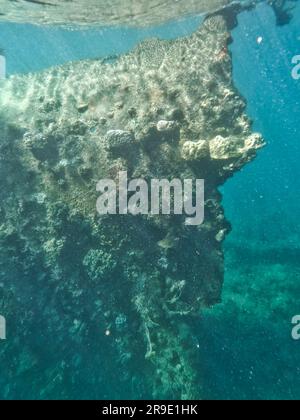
[[0, 15, 264, 399]]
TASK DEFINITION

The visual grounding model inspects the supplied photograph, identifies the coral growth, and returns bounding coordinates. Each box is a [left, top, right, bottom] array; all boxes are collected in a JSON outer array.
[[0, 13, 263, 399]]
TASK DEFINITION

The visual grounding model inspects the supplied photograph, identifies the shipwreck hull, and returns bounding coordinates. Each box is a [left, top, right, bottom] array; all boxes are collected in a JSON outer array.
[[0, 13, 264, 399]]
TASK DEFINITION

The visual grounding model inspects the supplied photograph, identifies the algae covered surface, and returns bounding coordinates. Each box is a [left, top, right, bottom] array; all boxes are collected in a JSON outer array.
[[0, 0, 299, 401]]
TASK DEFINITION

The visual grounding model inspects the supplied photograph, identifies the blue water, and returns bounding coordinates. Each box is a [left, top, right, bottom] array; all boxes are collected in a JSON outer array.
[[0, 1, 299, 400], [225, 2, 300, 239], [201, 3, 300, 400], [0, 16, 202, 75]]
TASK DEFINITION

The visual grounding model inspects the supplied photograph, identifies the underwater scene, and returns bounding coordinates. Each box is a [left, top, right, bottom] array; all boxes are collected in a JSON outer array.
[[0, 0, 299, 401]]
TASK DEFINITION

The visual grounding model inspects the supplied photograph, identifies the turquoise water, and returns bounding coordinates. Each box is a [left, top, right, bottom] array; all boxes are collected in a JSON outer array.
[[201, 3, 300, 399], [0, 1, 299, 400]]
